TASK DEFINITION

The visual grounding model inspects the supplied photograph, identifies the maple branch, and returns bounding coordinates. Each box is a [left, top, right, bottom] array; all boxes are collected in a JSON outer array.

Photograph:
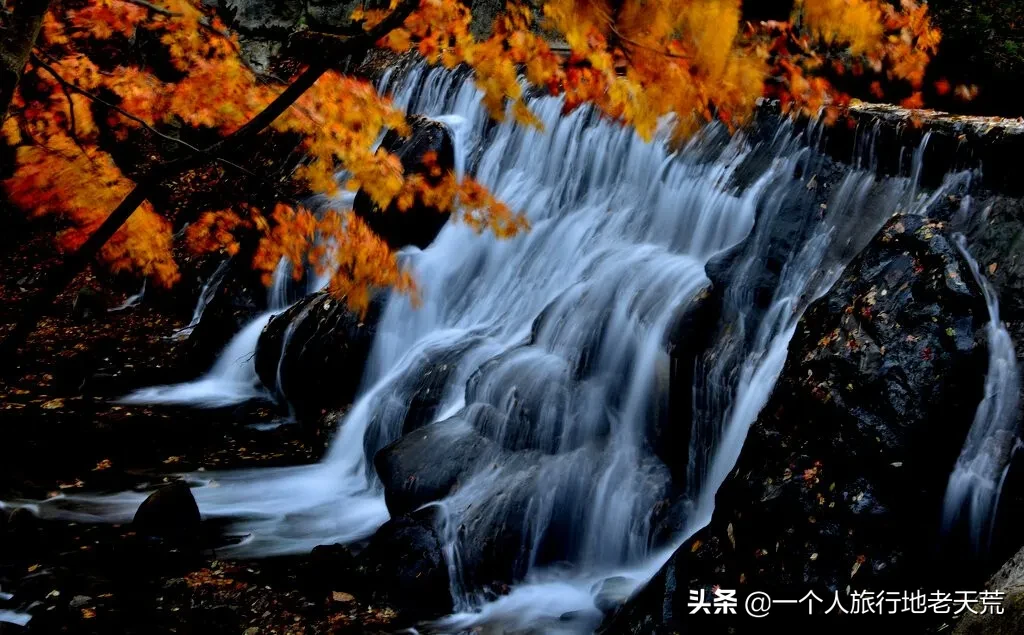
[[0, 0, 420, 373], [609, 25, 691, 61], [116, 0, 237, 47], [30, 52, 206, 155], [28, 52, 285, 188], [119, 0, 178, 17]]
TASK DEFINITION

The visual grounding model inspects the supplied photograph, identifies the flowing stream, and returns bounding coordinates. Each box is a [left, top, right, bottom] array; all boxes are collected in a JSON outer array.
[[15, 64, 997, 631]]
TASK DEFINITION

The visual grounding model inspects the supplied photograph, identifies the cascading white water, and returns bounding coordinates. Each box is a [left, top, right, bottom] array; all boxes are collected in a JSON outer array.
[[942, 233, 1021, 551], [117, 259, 295, 408], [18, 62, 972, 632], [119, 312, 275, 408]]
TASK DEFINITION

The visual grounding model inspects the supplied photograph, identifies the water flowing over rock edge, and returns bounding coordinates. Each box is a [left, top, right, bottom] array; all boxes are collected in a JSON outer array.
[[4, 60, 1023, 634]]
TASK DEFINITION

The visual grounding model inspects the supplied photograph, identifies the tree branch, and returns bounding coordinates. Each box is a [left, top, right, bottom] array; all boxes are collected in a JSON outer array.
[[29, 52, 296, 196], [0, 0, 51, 118], [30, 52, 205, 154], [120, 0, 178, 17]]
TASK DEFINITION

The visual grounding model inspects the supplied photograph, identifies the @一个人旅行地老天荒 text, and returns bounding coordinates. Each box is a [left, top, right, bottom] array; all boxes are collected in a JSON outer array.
[[687, 588, 1006, 618]]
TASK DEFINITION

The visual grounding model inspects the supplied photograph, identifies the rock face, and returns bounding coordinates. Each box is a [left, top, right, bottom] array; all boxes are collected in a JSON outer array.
[[610, 214, 990, 632], [353, 115, 455, 250], [966, 196, 1024, 363], [255, 291, 386, 422], [214, 0, 382, 35], [954, 545, 1024, 635]]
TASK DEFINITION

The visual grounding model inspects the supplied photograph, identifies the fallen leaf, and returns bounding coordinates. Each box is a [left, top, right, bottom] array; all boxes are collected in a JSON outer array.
[[332, 591, 356, 603], [81, 608, 96, 619], [41, 398, 65, 410]]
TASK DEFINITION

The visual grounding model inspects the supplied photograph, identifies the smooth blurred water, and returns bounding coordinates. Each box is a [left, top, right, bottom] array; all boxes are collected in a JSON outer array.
[[942, 233, 1021, 552], [20, 63, 979, 632]]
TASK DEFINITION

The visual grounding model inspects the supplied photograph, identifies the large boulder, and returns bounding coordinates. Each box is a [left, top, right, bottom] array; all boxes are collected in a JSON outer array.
[[374, 409, 497, 516], [354, 115, 455, 250], [610, 214, 990, 632], [132, 481, 202, 543], [255, 291, 386, 423], [360, 508, 453, 619]]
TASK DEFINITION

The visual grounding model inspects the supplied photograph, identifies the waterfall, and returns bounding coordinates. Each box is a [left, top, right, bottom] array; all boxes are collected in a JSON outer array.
[[108, 279, 147, 313], [942, 233, 1021, 551], [16, 62, 971, 632], [173, 258, 230, 339], [117, 260, 294, 408]]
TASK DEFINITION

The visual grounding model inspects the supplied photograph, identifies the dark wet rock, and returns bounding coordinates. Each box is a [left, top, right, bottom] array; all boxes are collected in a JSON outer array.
[[255, 291, 386, 423], [660, 286, 718, 482], [132, 481, 201, 542], [829, 104, 1024, 196], [354, 115, 455, 250], [71, 286, 105, 322], [308, 543, 361, 590], [611, 214, 989, 633], [464, 348, 581, 453], [362, 508, 452, 618], [454, 446, 671, 591], [4, 507, 39, 556], [374, 412, 495, 516]]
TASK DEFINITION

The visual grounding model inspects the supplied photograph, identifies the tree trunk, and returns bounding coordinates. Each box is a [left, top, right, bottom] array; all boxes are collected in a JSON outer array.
[[0, 0, 51, 119]]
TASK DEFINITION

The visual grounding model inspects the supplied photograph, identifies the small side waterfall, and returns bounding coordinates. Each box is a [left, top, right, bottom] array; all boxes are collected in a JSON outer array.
[[118, 261, 294, 408], [943, 233, 1021, 551], [174, 258, 230, 339], [108, 279, 147, 313], [119, 312, 274, 408]]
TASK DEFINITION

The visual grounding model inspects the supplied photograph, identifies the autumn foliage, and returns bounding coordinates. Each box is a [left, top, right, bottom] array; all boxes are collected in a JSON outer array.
[[1, 0, 943, 314]]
